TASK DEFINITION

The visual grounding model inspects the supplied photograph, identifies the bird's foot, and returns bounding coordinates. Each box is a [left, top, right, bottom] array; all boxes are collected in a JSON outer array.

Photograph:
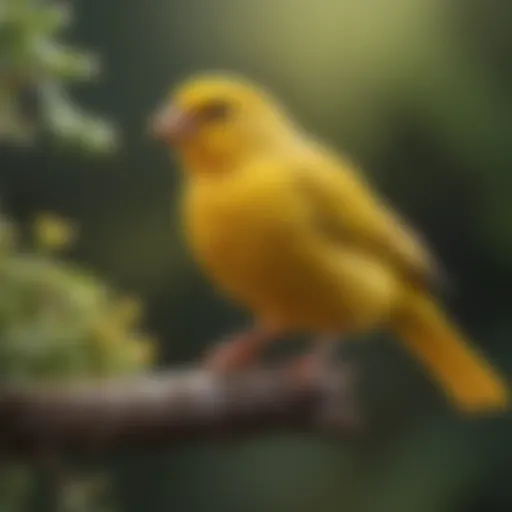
[[284, 337, 339, 381], [285, 351, 328, 382], [202, 327, 277, 373], [285, 345, 362, 431]]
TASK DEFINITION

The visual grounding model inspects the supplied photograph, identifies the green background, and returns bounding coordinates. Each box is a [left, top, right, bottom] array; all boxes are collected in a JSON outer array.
[[3, 0, 512, 511]]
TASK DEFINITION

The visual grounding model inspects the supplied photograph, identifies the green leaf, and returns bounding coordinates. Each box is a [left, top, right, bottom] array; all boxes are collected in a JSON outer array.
[[0, 0, 120, 154], [33, 40, 100, 82]]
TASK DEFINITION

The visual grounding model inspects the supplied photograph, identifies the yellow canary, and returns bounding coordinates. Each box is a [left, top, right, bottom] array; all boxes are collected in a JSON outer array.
[[152, 73, 509, 413]]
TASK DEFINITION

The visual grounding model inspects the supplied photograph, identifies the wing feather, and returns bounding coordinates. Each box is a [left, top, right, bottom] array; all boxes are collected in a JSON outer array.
[[293, 154, 441, 290]]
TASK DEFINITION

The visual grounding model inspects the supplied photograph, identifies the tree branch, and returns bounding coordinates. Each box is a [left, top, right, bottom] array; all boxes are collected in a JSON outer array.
[[0, 365, 363, 456]]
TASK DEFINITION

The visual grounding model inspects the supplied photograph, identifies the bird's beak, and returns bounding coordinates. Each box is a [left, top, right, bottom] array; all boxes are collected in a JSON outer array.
[[150, 104, 196, 144]]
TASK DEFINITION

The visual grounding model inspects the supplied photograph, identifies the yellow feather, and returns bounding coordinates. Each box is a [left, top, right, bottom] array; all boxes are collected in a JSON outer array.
[[154, 74, 510, 413]]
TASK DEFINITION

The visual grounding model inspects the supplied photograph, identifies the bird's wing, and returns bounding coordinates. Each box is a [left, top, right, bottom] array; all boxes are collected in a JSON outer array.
[[293, 153, 441, 289]]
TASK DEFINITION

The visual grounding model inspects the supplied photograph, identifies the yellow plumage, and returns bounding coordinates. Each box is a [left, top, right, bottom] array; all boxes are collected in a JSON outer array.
[[152, 73, 509, 413]]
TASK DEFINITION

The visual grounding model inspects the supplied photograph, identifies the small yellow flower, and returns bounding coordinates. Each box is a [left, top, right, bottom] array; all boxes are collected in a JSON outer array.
[[92, 317, 127, 346], [33, 213, 77, 252], [127, 335, 158, 366], [112, 295, 144, 327]]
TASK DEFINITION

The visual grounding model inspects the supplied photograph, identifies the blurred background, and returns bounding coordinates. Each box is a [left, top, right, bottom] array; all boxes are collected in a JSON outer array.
[[2, 0, 512, 511]]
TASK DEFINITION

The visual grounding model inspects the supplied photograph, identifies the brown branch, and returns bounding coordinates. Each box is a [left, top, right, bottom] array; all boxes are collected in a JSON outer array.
[[0, 365, 363, 456]]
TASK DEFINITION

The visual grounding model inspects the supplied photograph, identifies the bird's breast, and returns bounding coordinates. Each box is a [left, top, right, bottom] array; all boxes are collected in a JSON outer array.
[[181, 164, 399, 333], [183, 170, 306, 300]]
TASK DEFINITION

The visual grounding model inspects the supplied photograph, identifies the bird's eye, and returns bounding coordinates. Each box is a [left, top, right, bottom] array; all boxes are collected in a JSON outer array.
[[199, 101, 233, 122]]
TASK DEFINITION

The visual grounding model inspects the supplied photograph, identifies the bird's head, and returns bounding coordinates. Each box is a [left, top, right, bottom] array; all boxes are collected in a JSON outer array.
[[151, 73, 294, 172]]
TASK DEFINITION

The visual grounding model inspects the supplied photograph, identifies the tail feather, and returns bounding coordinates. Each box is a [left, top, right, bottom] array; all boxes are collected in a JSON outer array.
[[393, 295, 509, 413]]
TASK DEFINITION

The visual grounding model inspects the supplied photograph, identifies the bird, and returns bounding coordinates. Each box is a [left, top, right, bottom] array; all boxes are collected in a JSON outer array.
[[151, 72, 509, 413]]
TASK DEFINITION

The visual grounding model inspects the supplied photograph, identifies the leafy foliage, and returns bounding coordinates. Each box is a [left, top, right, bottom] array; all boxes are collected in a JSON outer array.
[[0, 2, 155, 511], [0, 214, 156, 383], [0, 0, 118, 152]]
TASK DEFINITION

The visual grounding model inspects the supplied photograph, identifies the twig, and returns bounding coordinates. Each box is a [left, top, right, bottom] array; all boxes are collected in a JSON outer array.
[[0, 365, 362, 457]]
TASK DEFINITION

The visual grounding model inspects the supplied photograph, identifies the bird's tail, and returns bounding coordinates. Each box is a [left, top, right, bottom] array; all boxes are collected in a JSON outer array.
[[392, 293, 509, 413]]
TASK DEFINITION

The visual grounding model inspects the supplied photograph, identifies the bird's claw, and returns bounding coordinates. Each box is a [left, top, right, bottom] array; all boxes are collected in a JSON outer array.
[[286, 354, 362, 431], [201, 328, 273, 374]]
